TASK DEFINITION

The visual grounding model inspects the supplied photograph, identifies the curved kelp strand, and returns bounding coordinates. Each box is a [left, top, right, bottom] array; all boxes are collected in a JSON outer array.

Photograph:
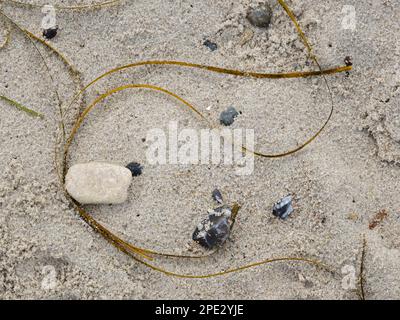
[[127, 254, 330, 279], [63, 61, 350, 162], [67, 60, 350, 111], [61, 0, 352, 278]]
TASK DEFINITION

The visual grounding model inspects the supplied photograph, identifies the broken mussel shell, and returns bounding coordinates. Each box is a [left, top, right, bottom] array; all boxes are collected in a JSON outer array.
[[272, 195, 294, 220], [192, 205, 233, 250], [43, 26, 58, 40], [192, 204, 240, 249]]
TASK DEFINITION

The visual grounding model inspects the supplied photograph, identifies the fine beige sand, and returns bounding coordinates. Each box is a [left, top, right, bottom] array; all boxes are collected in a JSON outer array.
[[1, 0, 399, 299]]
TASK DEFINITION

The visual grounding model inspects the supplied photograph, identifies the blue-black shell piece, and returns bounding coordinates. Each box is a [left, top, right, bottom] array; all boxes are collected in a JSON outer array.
[[126, 162, 143, 177], [203, 39, 218, 52], [272, 195, 293, 220], [192, 206, 232, 249], [43, 27, 58, 40], [212, 188, 223, 204], [219, 107, 239, 126]]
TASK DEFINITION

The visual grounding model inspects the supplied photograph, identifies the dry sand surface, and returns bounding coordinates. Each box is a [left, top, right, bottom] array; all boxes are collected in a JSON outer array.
[[0, 0, 399, 299]]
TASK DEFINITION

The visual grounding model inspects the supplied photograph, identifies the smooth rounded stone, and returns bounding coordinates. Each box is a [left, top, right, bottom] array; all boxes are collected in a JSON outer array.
[[65, 162, 132, 204], [192, 205, 232, 249], [246, 3, 273, 28], [219, 107, 239, 126]]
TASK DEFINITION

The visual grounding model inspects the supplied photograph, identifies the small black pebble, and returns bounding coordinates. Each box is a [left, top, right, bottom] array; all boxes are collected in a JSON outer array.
[[212, 189, 223, 204], [203, 39, 218, 52], [192, 206, 232, 249], [126, 162, 143, 177], [247, 4, 273, 29], [344, 56, 353, 66], [272, 195, 293, 220], [43, 26, 58, 40], [219, 107, 239, 126]]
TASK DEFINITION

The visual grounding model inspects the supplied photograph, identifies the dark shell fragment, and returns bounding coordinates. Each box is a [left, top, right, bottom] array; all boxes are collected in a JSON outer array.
[[272, 195, 293, 220], [203, 39, 218, 51], [43, 27, 58, 40], [126, 162, 143, 177], [219, 107, 239, 126], [212, 188, 223, 204], [192, 205, 232, 249], [344, 56, 353, 66]]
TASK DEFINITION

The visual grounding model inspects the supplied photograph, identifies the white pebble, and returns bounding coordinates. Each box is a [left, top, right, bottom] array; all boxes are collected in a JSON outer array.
[[65, 162, 132, 204]]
